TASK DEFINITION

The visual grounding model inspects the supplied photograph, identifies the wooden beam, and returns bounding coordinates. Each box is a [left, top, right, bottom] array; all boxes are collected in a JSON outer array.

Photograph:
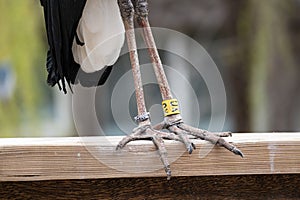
[[1, 175, 300, 199], [1, 133, 300, 182]]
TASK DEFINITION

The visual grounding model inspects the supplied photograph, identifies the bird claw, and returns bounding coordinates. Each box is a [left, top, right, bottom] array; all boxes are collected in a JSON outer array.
[[166, 168, 172, 181], [187, 143, 195, 154], [231, 147, 244, 158]]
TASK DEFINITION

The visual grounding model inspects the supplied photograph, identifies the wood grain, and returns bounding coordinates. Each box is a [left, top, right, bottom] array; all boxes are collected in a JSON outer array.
[[1, 133, 300, 182], [1, 175, 299, 199]]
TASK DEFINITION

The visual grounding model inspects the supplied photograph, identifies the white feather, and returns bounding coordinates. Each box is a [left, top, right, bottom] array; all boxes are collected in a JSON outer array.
[[72, 0, 125, 73]]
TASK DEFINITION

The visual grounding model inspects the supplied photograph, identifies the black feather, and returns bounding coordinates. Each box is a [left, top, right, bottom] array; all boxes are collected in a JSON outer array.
[[75, 65, 114, 87], [40, 0, 113, 93]]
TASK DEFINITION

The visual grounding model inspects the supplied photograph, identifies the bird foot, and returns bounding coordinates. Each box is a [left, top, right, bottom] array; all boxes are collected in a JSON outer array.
[[116, 115, 243, 180], [155, 117, 244, 158], [116, 123, 175, 180]]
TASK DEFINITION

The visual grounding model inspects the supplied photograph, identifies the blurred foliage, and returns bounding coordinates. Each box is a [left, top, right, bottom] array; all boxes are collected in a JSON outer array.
[[0, 0, 45, 137], [240, 0, 298, 131]]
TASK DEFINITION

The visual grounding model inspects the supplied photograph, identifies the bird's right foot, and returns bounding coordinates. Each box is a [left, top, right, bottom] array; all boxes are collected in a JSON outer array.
[[116, 123, 176, 180]]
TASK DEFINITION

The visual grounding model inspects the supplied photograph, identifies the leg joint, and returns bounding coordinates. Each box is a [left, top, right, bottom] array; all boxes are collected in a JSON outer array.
[[133, 0, 149, 21], [118, 0, 135, 21]]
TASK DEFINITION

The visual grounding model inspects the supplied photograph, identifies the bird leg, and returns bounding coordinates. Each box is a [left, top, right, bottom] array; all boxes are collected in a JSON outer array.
[[116, 0, 243, 180], [117, 0, 177, 179], [133, 0, 244, 156]]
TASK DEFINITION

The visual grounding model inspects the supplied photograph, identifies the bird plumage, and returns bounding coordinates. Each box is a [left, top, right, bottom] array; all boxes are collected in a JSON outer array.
[[72, 0, 125, 73], [41, 0, 124, 93]]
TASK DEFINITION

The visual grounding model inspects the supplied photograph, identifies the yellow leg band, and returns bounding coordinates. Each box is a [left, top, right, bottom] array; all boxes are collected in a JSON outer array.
[[162, 99, 180, 116]]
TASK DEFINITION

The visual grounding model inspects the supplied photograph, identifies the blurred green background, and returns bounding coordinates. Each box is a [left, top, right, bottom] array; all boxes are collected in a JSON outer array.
[[0, 0, 299, 137]]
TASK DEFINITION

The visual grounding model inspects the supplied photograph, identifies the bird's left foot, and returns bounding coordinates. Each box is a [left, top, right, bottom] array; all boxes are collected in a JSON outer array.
[[153, 115, 244, 157]]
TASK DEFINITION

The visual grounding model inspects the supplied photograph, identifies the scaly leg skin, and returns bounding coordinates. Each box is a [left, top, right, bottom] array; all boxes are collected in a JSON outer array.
[[117, 0, 243, 180], [117, 0, 181, 179]]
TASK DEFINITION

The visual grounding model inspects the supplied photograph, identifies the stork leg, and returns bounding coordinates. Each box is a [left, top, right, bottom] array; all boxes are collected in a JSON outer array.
[[117, 0, 181, 179], [116, 0, 243, 180], [133, 0, 244, 156]]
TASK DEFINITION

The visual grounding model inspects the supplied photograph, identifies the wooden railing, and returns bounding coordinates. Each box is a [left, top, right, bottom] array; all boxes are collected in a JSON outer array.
[[1, 133, 299, 199]]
